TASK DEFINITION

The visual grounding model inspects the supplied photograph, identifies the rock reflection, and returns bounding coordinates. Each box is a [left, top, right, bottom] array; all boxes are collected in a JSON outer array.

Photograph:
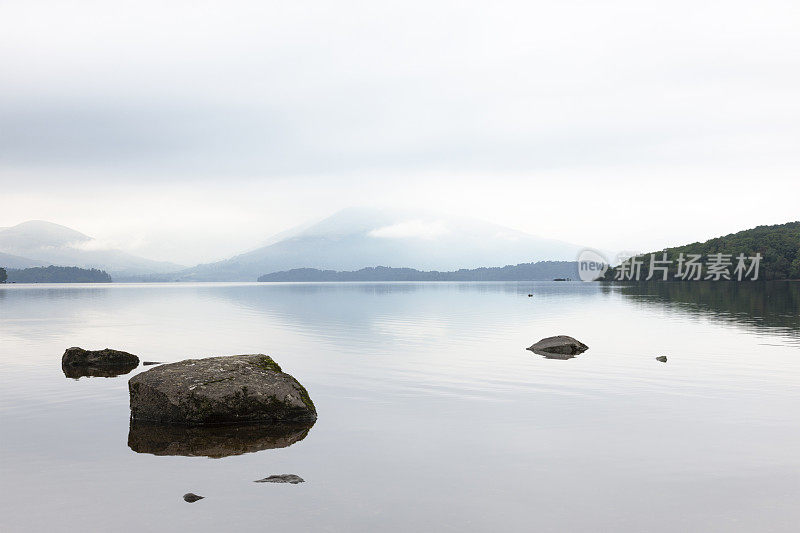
[[127, 421, 314, 458], [62, 362, 138, 379], [528, 349, 580, 360]]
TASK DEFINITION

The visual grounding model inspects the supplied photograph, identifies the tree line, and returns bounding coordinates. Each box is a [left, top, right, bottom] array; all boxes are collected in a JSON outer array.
[[0, 265, 112, 283]]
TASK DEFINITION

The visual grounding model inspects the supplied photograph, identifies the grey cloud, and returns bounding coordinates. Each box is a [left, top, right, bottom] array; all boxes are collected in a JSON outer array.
[[0, 0, 797, 189]]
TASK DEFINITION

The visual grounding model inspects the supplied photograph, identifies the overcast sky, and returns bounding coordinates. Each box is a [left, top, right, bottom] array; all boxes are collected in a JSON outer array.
[[1, 0, 798, 264]]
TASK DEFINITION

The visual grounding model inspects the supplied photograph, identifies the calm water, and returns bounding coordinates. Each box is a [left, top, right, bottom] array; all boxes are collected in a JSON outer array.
[[1, 282, 799, 532]]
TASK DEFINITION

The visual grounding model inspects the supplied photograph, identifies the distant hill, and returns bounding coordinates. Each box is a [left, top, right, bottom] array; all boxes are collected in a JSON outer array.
[[603, 221, 800, 281], [0, 251, 46, 269], [258, 262, 579, 282], [7, 266, 112, 283], [0, 220, 183, 278], [174, 207, 586, 281]]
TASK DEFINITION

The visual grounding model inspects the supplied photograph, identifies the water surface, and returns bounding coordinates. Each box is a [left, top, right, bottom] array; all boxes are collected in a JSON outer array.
[[1, 282, 798, 532]]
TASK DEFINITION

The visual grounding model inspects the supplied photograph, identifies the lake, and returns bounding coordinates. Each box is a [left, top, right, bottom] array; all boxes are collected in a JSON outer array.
[[1, 281, 799, 532]]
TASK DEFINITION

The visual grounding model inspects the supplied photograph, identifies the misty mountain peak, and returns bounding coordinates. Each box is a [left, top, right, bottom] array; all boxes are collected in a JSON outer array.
[[0, 220, 92, 249], [285, 206, 522, 241], [295, 206, 425, 238]]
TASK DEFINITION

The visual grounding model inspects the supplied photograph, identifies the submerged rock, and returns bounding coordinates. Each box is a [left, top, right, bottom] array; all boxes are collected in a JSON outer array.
[[656, 355, 668, 363], [254, 474, 305, 484], [62, 347, 140, 368], [183, 493, 204, 503], [128, 354, 317, 426], [128, 420, 314, 458], [527, 336, 589, 359]]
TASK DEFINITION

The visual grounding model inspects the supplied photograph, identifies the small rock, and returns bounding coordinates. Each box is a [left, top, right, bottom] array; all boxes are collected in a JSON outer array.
[[527, 336, 589, 357], [183, 493, 204, 503], [142, 361, 163, 366], [656, 356, 667, 363], [254, 474, 305, 484], [62, 347, 140, 368]]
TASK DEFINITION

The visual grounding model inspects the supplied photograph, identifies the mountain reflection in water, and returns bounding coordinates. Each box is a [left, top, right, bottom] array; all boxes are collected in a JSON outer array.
[[609, 281, 800, 339]]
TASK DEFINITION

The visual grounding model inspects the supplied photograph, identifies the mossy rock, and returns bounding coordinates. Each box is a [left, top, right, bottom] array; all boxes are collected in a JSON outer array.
[[128, 354, 317, 426]]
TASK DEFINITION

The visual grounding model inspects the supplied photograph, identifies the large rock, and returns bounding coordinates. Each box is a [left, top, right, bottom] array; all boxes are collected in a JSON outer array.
[[128, 354, 317, 426], [62, 347, 140, 368], [527, 336, 588, 358]]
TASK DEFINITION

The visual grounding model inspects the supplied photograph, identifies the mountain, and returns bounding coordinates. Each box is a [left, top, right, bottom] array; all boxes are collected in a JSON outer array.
[[257, 262, 580, 282], [0, 220, 91, 249], [0, 251, 46, 269], [602, 221, 800, 281], [173, 207, 586, 281], [0, 221, 184, 278]]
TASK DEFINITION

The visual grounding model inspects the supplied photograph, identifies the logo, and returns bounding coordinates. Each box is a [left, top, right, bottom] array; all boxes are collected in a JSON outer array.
[[577, 249, 609, 282]]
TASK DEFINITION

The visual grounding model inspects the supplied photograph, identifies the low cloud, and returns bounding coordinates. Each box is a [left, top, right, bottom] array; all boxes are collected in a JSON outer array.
[[369, 220, 450, 240], [66, 235, 147, 252]]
